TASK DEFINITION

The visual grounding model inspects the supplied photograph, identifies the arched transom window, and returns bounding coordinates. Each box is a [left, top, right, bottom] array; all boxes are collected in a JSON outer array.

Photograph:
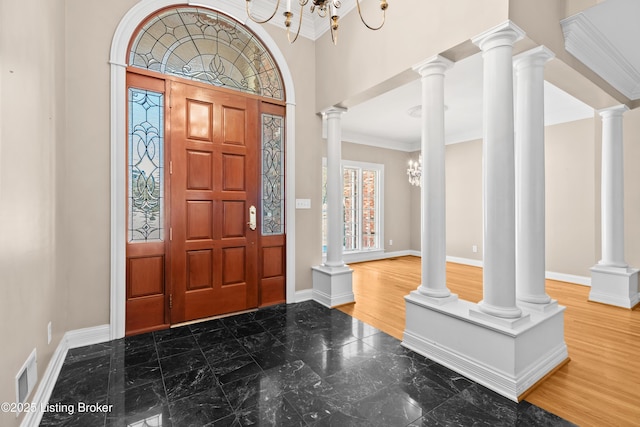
[[129, 7, 284, 101]]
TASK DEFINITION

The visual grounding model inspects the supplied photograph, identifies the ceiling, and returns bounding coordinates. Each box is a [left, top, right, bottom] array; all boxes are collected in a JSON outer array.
[[340, 52, 595, 152]]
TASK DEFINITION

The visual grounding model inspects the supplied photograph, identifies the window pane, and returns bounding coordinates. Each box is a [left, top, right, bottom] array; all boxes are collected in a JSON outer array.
[[128, 88, 164, 242], [343, 167, 359, 251], [322, 166, 327, 253], [322, 161, 382, 254], [261, 114, 285, 235], [362, 170, 378, 250], [129, 7, 284, 101]]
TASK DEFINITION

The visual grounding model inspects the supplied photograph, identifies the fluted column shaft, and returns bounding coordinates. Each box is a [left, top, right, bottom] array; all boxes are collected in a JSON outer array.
[[599, 105, 629, 268], [514, 46, 554, 304], [413, 55, 454, 298], [323, 107, 348, 268], [473, 22, 524, 318]]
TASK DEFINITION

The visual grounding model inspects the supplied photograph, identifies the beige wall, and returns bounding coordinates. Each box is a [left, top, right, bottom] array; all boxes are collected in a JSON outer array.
[[314, 0, 509, 111], [340, 142, 414, 252], [417, 118, 598, 278], [0, 0, 65, 425], [445, 140, 484, 261], [62, 0, 137, 332], [545, 118, 597, 276]]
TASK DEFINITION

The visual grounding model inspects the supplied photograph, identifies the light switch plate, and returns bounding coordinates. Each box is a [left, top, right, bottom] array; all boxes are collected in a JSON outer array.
[[295, 198, 311, 209]]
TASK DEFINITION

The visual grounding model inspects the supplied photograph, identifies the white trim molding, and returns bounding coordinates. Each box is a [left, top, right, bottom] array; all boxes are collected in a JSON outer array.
[[445, 256, 591, 287], [110, 0, 297, 340], [561, 13, 640, 100], [403, 293, 568, 402], [20, 325, 110, 427], [546, 271, 591, 287]]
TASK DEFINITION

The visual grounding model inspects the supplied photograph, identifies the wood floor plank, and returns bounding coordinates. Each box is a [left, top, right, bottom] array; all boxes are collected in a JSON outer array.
[[338, 256, 640, 427]]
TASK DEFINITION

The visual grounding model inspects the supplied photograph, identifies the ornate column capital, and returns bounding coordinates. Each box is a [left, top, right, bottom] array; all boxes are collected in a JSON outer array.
[[598, 104, 629, 119], [412, 55, 454, 77], [513, 45, 555, 69], [472, 20, 525, 52], [321, 106, 348, 120]]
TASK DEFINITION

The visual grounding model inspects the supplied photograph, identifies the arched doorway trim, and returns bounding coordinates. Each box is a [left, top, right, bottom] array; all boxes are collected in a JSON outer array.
[[109, 0, 296, 339]]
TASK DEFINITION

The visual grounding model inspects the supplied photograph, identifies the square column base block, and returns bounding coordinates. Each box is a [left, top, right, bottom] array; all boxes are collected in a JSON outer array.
[[589, 266, 639, 308], [517, 299, 559, 314], [403, 293, 568, 402], [312, 265, 354, 308]]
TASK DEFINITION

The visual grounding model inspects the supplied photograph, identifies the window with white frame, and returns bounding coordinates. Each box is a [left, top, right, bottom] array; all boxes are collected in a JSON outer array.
[[322, 159, 383, 253]]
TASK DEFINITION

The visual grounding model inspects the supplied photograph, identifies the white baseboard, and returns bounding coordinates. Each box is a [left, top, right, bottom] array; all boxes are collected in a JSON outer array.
[[445, 256, 591, 287], [20, 325, 110, 427], [545, 271, 591, 287], [294, 289, 313, 303], [446, 255, 484, 268], [324, 249, 419, 265]]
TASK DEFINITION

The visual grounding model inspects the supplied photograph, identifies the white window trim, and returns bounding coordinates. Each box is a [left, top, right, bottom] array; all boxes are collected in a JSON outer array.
[[322, 158, 385, 261]]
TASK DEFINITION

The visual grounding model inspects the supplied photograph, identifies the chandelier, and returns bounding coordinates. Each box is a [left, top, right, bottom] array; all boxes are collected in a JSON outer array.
[[407, 154, 422, 187], [245, 0, 388, 44]]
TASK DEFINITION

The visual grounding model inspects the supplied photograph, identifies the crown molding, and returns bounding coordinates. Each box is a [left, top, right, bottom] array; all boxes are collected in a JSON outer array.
[[342, 130, 420, 152], [561, 13, 640, 101]]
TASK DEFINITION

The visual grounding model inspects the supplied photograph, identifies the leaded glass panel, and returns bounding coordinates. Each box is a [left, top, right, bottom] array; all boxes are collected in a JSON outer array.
[[128, 88, 164, 242], [261, 114, 285, 235], [129, 7, 284, 101]]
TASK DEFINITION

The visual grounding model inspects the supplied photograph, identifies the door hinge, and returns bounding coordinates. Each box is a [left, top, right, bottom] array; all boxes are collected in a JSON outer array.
[[170, 227, 173, 241], [169, 161, 173, 175], [169, 294, 173, 309]]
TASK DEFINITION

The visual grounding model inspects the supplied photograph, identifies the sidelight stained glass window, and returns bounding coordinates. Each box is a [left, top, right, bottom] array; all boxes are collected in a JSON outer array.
[[128, 88, 164, 242], [129, 7, 284, 101], [261, 114, 285, 235]]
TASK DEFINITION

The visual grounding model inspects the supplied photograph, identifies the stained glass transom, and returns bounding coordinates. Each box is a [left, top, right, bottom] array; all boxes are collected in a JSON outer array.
[[129, 7, 284, 101], [128, 88, 165, 242], [261, 114, 285, 235]]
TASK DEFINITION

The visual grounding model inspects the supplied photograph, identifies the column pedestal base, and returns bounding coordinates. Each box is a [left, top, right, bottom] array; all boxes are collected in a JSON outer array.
[[311, 264, 354, 308], [403, 293, 568, 402], [589, 265, 639, 308]]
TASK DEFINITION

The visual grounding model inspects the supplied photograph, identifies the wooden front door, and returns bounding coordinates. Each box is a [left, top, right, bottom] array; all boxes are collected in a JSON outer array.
[[125, 72, 286, 335], [170, 80, 259, 323]]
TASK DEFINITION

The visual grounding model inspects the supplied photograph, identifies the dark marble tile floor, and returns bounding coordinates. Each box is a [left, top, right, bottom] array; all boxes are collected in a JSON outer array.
[[40, 301, 575, 426]]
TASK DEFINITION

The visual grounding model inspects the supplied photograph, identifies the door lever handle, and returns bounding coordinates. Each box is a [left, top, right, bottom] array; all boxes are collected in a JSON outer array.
[[248, 205, 256, 231]]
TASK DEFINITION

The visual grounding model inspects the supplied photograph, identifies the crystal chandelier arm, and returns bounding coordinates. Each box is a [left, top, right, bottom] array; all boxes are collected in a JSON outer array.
[[355, 0, 387, 31], [330, 15, 339, 45], [285, 3, 305, 43], [329, 1, 339, 45], [246, 0, 282, 24]]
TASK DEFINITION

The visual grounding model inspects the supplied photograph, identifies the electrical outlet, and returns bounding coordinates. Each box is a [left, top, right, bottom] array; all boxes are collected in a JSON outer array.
[[389, 239, 393, 246], [472, 245, 478, 253], [47, 322, 52, 344]]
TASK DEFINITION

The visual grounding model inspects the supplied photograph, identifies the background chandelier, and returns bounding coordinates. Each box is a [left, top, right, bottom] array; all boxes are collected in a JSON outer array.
[[246, 0, 388, 44], [407, 154, 422, 187]]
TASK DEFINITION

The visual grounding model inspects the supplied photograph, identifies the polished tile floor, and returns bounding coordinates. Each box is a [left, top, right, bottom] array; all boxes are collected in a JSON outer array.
[[40, 301, 575, 426]]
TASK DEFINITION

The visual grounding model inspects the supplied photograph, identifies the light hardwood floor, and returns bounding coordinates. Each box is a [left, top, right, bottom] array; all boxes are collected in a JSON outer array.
[[338, 256, 640, 427]]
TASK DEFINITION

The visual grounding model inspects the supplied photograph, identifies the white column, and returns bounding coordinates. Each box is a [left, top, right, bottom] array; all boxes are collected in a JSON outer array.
[[598, 105, 629, 268], [312, 106, 354, 308], [324, 107, 348, 268], [589, 104, 638, 309], [413, 55, 454, 299], [404, 23, 567, 402], [513, 46, 554, 305], [473, 22, 525, 319]]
